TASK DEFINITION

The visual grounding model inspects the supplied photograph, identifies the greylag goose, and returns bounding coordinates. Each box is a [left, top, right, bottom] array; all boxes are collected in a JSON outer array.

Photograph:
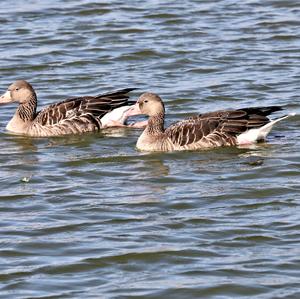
[[0, 80, 139, 137], [128, 92, 294, 152]]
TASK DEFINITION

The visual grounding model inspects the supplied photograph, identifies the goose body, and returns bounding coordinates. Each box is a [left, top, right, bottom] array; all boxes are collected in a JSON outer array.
[[0, 80, 138, 137], [129, 92, 293, 152]]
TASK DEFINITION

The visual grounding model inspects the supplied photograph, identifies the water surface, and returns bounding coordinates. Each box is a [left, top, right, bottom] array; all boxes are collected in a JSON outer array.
[[0, 1, 300, 298]]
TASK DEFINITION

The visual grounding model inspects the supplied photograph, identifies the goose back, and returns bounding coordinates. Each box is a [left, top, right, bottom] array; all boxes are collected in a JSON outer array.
[[35, 89, 135, 125], [163, 106, 282, 150], [30, 88, 135, 136]]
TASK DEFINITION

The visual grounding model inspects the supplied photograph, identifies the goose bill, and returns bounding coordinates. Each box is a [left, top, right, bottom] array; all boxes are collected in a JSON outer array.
[[0, 90, 12, 104], [124, 103, 142, 117]]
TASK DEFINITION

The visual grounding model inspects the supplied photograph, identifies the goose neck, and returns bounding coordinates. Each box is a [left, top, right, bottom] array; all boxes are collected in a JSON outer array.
[[146, 112, 165, 135], [16, 94, 37, 122]]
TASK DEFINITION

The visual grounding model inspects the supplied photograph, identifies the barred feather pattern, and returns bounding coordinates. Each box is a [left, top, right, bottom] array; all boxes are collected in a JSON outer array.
[[137, 106, 282, 151], [17, 95, 37, 122], [22, 88, 135, 136]]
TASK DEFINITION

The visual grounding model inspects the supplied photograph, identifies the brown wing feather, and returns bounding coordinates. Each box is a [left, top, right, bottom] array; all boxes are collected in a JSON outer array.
[[166, 118, 219, 146], [34, 88, 135, 127], [198, 106, 282, 119], [166, 106, 281, 147]]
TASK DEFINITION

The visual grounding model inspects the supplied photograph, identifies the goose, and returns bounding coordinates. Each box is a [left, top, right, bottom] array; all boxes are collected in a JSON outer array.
[[0, 80, 140, 137], [128, 92, 294, 152]]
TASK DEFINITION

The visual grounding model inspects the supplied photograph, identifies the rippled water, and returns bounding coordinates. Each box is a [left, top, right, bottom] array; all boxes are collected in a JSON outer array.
[[1, 1, 300, 298]]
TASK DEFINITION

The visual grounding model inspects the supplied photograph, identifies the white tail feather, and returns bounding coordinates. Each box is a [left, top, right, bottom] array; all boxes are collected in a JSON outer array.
[[100, 106, 132, 127], [237, 113, 295, 145]]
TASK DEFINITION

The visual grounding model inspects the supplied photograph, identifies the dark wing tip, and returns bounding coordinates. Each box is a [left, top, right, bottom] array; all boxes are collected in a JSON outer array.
[[239, 106, 283, 116], [117, 88, 138, 93], [97, 88, 137, 98]]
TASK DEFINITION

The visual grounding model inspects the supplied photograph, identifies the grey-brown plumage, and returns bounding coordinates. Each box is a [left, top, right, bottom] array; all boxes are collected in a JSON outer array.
[[132, 92, 289, 152], [0, 80, 136, 136]]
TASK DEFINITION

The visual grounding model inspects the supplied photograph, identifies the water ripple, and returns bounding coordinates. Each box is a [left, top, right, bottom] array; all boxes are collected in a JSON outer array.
[[0, 0, 300, 298]]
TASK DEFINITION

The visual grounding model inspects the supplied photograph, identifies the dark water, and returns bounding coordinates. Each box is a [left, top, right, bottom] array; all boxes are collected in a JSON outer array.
[[1, 1, 300, 298]]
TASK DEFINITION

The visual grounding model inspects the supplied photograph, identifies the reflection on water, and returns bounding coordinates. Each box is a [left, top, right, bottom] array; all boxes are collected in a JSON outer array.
[[0, 0, 300, 298], [1, 134, 38, 154]]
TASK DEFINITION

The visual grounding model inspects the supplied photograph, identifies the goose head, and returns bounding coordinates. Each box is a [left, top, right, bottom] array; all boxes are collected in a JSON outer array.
[[128, 92, 165, 117], [0, 80, 36, 105]]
